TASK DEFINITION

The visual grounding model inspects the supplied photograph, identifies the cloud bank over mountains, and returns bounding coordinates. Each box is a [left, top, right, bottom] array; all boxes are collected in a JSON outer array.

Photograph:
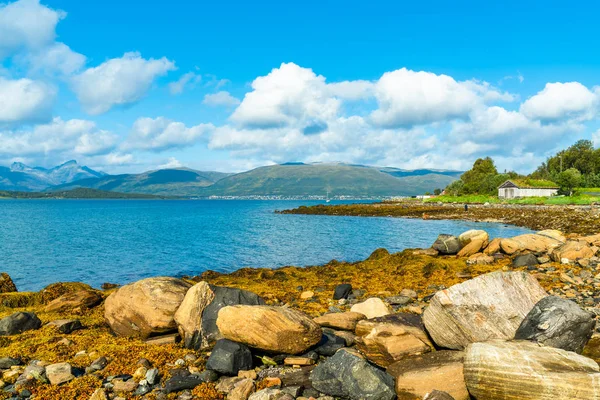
[[1, 0, 599, 174]]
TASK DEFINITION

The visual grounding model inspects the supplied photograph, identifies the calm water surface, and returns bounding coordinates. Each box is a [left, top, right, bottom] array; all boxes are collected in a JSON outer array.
[[0, 200, 532, 291]]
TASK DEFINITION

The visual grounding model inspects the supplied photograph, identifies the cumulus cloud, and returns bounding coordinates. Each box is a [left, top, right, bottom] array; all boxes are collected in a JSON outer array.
[[0, 0, 64, 58], [157, 157, 184, 169], [0, 77, 56, 124], [123, 117, 213, 152], [203, 91, 241, 107], [520, 82, 598, 122], [169, 71, 201, 95], [19, 42, 86, 77], [71, 52, 176, 115], [0, 117, 116, 158]]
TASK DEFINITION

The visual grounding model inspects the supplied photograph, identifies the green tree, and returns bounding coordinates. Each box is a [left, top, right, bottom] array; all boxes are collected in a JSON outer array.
[[433, 188, 442, 195], [556, 168, 582, 196]]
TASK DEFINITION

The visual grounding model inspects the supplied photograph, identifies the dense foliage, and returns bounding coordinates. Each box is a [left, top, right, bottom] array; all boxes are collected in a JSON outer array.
[[444, 157, 519, 196], [532, 140, 600, 188]]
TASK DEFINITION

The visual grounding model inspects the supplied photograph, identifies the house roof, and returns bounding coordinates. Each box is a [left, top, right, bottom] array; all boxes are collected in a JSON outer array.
[[498, 179, 559, 189]]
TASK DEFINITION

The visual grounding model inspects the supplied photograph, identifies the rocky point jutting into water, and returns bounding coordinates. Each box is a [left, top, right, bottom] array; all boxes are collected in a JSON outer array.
[[2, 225, 600, 399]]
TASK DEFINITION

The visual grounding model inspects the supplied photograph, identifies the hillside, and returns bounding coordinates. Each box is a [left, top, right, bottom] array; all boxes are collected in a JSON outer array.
[[0, 188, 168, 199], [196, 163, 458, 197], [0, 161, 104, 191], [49, 168, 231, 196]]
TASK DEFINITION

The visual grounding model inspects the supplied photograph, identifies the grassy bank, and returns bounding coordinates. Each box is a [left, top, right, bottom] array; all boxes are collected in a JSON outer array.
[[425, 194, 600, 205]]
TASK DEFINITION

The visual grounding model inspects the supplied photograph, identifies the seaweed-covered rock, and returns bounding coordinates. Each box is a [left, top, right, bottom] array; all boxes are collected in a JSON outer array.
[[206, 339, 253, 376], [174, 281, 265, 350], [310, 348, 395, 400], [0, 312, 42, 336], [515, 296, 595, 353], [217, 305, 322, 354], [432, 234, 461, 255], [104, 277, 191, 339], [44, 289, 103, 313], [0, 273, 17, 293], [422, 271, 547, 350]]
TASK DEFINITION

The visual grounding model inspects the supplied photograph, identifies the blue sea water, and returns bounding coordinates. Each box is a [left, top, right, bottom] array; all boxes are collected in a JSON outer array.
[[0, 200, 532, 292]]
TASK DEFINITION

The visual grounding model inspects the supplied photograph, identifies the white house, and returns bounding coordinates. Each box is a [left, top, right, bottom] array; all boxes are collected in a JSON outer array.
[[498, 180, 559, 199]]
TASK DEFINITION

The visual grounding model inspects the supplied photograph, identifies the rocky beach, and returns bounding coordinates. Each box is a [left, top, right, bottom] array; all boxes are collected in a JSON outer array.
[[2, 208, 600, 399]]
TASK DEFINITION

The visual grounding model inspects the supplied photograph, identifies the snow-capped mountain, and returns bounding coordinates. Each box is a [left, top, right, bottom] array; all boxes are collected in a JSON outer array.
[[0, 161, 105, 191]]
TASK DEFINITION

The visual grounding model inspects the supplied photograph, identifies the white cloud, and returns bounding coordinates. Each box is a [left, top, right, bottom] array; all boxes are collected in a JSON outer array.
[[0, 117, 116, 157], [0, 77, 56, 124], [370, 68, 509, 128], [203, 91, 241, 107], [169, 71, 201, 95], [520, 82, 598, 122], [123, 117, 213, 151], [71, 52, 176, 115], [157, 157, 184, 169], [20, 42, 86, 76], [0, 0, 64, 58]]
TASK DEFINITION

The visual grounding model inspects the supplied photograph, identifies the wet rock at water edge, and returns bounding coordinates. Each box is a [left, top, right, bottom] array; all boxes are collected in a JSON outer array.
[[310, 348, 395, 400], [333, 284, 352, 300], [206, 339, 253, 376], [174, 281, 265, 350], [515, 295, 595, 353], [0, 273, 17, 293], [0, 312, 42, 336], [432, 234, 462, 255]]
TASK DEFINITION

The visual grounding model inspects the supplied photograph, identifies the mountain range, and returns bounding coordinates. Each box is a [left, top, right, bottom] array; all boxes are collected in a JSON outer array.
[[0, 161, 462, 197]]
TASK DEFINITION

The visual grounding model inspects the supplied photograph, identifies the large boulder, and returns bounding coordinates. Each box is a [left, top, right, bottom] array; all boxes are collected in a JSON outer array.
[[174, 281, 265, 350], [104, 277, 191, 339], [0, 312, 42, 335], [387, 350, 469, 400], [537, 229, 566, 243], [458, 230, 489, 247], [483, 238, 502, 255], [216, 305, 322, 354], [551, 240, 595, 262], [314, 311, 366, 331], [464, 340, 600, 400], [205, 339, 253, 376], [457, 239, 486, 257], [500, 233, 562, 255], [432, 234, 461, 255], [422, 271, 547, 350], [44, 289, 103, 313], [515, 296, 595, 353], [355, 314, 434, 368], [310, 348, 396, 400], [0, 273, 17, 293]]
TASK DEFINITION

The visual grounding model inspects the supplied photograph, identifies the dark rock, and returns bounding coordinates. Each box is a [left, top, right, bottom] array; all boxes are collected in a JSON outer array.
[[282, 386, 303, 397], [302, 388, 320, 398], [197, 369, 219, 383], [368, 248, 390, 261], [310, 348, 395, 400], [48, 319, 83, 334], [101, 283, 119, 290], [313, 331, 346, 356], [432, 234, 461, 255], [89, 356, 108, 372], [257, 366, 315, 388], [0, 357, 21, 369], [0, 312, 41, 336], [163, 374, 204, 394], [512, 254, 539, 268], [384, 296, 412, 306], [424, 390, 456, 400], [205, 339, 253, 376], [0, 273, 17, 293], [348, 289, 366, 300], [137, 358, 152, 369], [515, 295, 595, 353], [333, 284, 352, 300]]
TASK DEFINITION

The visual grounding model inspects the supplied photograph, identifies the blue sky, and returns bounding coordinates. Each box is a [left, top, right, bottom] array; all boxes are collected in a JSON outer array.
[[1, 0, 600, 173]]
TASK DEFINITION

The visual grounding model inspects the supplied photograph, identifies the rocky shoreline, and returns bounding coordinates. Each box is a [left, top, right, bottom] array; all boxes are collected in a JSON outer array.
[[2, 228, 600, 399], [280, 201, 600, 235]]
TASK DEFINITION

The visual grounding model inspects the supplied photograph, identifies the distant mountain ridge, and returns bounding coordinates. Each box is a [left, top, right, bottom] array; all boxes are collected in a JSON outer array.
[[0, 161, 462, 197]]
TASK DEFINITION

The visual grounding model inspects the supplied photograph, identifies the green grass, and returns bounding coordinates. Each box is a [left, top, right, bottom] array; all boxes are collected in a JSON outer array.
[[426, 194, 600, 205]]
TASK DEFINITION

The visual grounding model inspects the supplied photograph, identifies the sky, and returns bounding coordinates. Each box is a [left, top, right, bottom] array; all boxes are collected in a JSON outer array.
[[1, 0, 600, 174]]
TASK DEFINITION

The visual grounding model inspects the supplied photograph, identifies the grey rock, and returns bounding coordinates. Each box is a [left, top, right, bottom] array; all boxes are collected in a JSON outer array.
[[310, 348, 395, 400], [515, 295, 595, 353], [432, 234, 461, 255], [384, 296, 412, 306], [512, 254, 539, 268], [145, 368, 160, 385], [313, 331, 346, 356], [198, 369, 219, 382], [0, 312, 41, 336], [0, 357, 21, 369], [163, 373, 203, 394], [424, 390, 456, 400], [48, 319, 83, 334], [206, 339, 253, 375], [89, 356, 108, 372], [333, 284, 352, 300]]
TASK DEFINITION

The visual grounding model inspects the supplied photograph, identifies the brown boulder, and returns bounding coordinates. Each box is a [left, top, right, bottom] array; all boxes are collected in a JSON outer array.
[[467, 253, 494, 265], [501, 234, 562, 255], [457, 239, 485, 257], [355, 314, 434, 368], [104, 277, 191, 338], [0, 273, 17, 293], [537, 229, 566, 243], [217, 305, 322, 354], [314, 312, 366, 331], [388, 350, 468, 400], [551, 240, 595, 262], [458, 230, 489, 247], [464, 340, 600, 400], [422, 271, 547, 350], [483, 238, 502, 255], [44, 290, 103, 313]]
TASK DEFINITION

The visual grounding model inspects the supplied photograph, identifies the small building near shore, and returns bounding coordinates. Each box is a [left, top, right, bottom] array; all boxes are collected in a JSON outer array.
[[498, 179, 559, 199]]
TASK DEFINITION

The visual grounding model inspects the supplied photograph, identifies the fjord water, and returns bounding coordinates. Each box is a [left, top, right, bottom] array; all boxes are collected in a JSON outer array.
[[0, 200, 532, 291]]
